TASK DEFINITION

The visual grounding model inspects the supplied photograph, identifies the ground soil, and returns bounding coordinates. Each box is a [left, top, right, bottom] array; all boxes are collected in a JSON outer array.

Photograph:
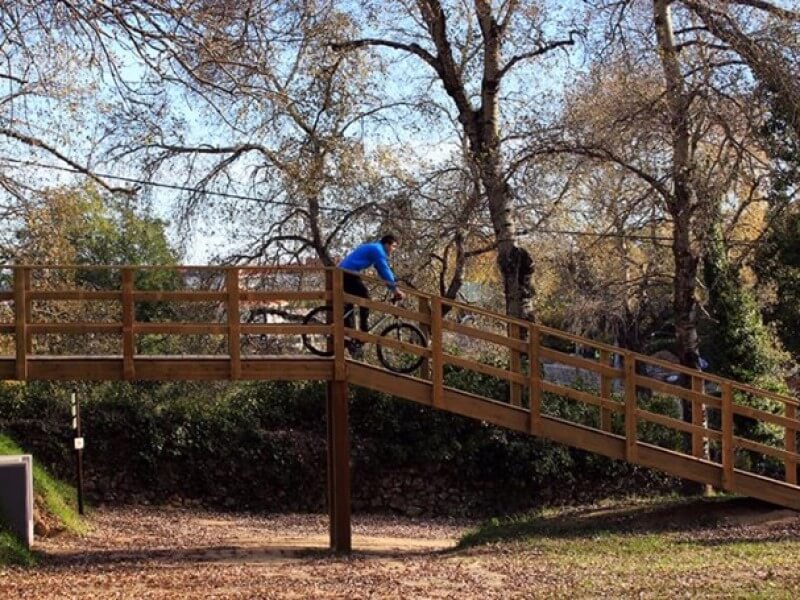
[[2, 499, 800, 599]]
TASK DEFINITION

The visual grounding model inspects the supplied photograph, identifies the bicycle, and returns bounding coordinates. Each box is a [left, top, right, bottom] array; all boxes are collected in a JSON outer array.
[[301, 295, 428, 374]]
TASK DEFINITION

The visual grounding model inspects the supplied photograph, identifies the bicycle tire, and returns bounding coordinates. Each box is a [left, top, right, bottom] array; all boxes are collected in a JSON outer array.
[[377, 322, 427, 374], [302, 305, 334, 357]]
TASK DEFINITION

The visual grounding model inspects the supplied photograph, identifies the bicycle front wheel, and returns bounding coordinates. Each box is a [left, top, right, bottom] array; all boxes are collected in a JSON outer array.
[[377, 323, 427, 374], [302, 305, 334, 357]]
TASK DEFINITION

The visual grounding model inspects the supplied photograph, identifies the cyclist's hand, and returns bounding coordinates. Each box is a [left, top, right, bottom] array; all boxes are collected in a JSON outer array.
[[392, 289, 405, 302]]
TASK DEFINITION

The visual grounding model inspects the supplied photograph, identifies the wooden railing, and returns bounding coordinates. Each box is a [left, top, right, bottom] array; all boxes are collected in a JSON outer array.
[[1, 264, 799, 507]]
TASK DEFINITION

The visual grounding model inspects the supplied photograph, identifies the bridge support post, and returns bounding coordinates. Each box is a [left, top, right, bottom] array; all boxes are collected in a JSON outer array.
[[326, 379, 351, 553]]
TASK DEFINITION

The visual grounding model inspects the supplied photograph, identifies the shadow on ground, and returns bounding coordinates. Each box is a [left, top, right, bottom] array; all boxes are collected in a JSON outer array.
[[458, 496, 799, 548]]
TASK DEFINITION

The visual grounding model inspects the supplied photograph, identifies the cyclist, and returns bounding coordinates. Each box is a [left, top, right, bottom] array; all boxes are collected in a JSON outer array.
[[339, 234, 405, 355]]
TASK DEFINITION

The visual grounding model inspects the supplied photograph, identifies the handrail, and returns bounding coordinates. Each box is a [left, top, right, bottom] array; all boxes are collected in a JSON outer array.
[[2, 264, 800, 504]]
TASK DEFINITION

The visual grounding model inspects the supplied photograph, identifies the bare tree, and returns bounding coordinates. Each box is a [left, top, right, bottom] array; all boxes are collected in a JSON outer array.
[[331, 0, 581, 319]]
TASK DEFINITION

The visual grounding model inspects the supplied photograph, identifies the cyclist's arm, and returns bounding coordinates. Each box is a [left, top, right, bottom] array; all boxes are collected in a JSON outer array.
[[373, 250, 397, 290]]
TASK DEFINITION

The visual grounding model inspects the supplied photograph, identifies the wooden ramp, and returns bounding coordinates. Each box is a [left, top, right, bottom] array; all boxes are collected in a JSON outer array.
[[2, 264, 799, 552]]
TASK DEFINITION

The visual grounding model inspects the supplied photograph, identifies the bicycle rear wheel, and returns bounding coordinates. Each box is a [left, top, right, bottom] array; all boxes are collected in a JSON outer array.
[[377, 322, 426, 374], [302, 305, 334, 356]]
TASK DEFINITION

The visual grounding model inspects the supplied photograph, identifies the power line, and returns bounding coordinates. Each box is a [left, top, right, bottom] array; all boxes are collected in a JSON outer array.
[[4, 157, 676, 242]]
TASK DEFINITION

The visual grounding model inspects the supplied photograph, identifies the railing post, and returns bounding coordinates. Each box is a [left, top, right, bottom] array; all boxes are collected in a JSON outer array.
[[418, 297, 432, 381], [122, 268, 135, 381], [509, 323, 522, 406], [430, 296, 443, 409], [227, 268, 241, 380], [528, 324, 542, 435], [332, 268, 346, 381], [786, 402, 797, 485], [624, 351, 637, 462], [14, 267, 28, 380], [599, 349, 612, 432], [721, 382, 734, 490]]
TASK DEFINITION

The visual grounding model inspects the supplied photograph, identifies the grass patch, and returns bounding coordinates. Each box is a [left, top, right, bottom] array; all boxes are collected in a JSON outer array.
[[455, 495, 800, 597], [0, 431, 87, 566]]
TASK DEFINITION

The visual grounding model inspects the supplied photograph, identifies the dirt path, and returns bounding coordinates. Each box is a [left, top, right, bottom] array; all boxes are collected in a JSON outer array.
[[1, 507, 489, 599]]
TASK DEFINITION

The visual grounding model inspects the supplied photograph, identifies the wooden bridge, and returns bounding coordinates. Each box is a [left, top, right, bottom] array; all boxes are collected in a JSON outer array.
[[1, 264, 799, 553]]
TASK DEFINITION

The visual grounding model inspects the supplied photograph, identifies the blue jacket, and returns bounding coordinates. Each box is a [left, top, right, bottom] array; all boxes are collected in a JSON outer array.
[[339, 242, 397, 289]]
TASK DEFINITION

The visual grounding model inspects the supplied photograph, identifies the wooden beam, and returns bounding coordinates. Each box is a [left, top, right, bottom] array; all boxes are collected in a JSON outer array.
[[23, 268, 32, 354], [722, 382, 734, 491], [691, 374, 707, 459], [327, 380, 351, 553], [786, 403, 797, 485], [332, 269, 346, 381], [508, 323, 523, 407], [418, 296, 431, 380]]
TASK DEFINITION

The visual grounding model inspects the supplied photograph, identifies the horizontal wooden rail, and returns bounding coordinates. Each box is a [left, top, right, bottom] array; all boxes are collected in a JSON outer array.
[[133, 291, 227, 302], [341, 293, 430, 325], [346, 328, 432, 358], [28, 291, 122, 301], [541, 380, 625, 413], [241, 324, 330, 336], [0, 292, 12, 301], [444, 353, 528, 386], [28, 323, 123, 334], [239, 290, 329, 302], [735, 436, 800, 464], [537, 324, 624, 354], [637, 408, 723, 441], [135, 323, 228, 335], [539, 347, 623, 378], [732, 404, 800, 431], [633, 375, 721, 408], [442, 319, 527, 352], [0, 324, 14, 334]]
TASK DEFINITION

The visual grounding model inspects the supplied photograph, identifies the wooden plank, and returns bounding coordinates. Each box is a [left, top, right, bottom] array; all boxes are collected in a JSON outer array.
[[541, 380, 624, 413], [28, 323, 123, 334], [730, 381, 799, 408], [599, 349, 613, 431], [624, 352, 637, 461], [637, 443, 723, 489], [133, 358, 231, 380], [431, 296, 444, 409], [529, 325, 542, 435], [14, 268, 27, 380], [27, 290, 122, 301], [240, 357, 333, 380], [787, 403, 797, 485], [332, 269, 346, 381], [735, 436, 800, 464], [722, 382, 734, 490], [732, 403, 800, 431], [327, 380, 351, 553], [539, 347, 623, 378], [227, 269, 241, 380], [0, 291, 13, 301], [0, 324, 16, 334], [439, 295, 533, 328], [441, 319, 528, 352], [134, 323, 228, 335], [342, 293, 430, 325], [346, 328, 431, 358], [731, 470, 800, 510], [239, 290, 330, 302], [636, 353, 728, 386], [240, 324, 330, 336], [509, 323, 523, 407], [122, 269, 135, 380], [537, 324, 625, 354], [27, 358, 123, 380], [0, 359, 14, 379], [132, 291, 227, 302], [636, 408, 722, 441], [443, 353, 528, 386], [633, 375, 720, 408]]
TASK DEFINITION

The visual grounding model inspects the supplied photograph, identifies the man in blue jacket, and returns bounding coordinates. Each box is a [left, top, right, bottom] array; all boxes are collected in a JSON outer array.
[[339, 235, 405, 342]]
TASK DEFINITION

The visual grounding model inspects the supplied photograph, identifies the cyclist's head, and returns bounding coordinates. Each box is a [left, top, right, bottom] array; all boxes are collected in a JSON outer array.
[[380, 234, 399, 254]]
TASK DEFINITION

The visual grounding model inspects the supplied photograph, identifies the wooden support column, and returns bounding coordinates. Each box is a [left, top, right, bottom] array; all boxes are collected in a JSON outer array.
[[122, 269, 135, 381], [326, 383, 351, 553], [430, 296, 443, 409], [23, 268, 32, 354], [528, 324, 542, 435], [327, 267, 351, 553], [624, 352, 637, 462], [785, 402, 797, 486], [509, 323, 522, 406], [599, 349, 612, 432], [227, 268, 241, 380], [721, 382, 734, 491], [14, 267, 28, 380]]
